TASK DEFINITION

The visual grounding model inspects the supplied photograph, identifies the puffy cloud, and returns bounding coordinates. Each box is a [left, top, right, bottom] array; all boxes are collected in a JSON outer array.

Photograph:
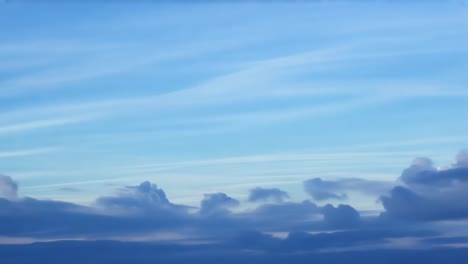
[[382, 151, 468, 222], [402, 167, 468, 187], [95, 181, 180, 214], [2, 149, 468, 249], [0, 181, 193, 238], [401, 151, 468, 187], [303, 177, 393, 201], [0, 175, 17, 200], [199, 193, 239, 215], [0, 178, 359, 240], [248, 187, 289, 203]]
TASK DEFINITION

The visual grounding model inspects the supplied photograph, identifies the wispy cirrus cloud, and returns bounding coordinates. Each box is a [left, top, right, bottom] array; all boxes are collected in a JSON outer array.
[[0, 116, 95, 135], [0, 147, 59, 158]]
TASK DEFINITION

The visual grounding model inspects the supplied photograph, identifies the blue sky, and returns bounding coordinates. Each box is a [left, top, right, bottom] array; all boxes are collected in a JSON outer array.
[[1, 1, 468, 211], [3, 2, 468, 262]]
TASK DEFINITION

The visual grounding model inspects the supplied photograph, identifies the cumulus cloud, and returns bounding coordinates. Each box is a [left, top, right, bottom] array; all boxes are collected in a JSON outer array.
[[402, 166, 468, 187], [0, 179, 360, 240], [0, 181, 194, 239], [96, 181, 177, 213], [401, 151, 468, 187], [381, 184, 468, 221], [382, 150, 468, 222], [2, 150, 468, 249], [303, 177, 393, 201], [248, 187, 289, 203], [199, 193, 240, 215], [0, 175, 18, 200]]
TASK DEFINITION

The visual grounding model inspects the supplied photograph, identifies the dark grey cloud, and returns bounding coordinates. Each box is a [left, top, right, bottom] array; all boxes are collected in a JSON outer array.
[[0, 175, 17, 200], [303, 177, 393, 201], [248, 187, 289, 203]]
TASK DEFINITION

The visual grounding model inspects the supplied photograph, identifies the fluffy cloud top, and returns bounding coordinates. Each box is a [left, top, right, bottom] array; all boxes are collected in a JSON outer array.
[[382, 150, 468, 221], [95, 181, 178, 214], [200, 193, 240, 215]]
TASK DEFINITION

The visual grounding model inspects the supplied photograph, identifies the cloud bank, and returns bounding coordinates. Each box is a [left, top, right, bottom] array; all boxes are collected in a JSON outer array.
[[1, 150, 468, 262]]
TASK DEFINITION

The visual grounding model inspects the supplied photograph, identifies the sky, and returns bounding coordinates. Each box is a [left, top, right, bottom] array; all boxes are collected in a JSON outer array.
[[1, 1, 468, 263]]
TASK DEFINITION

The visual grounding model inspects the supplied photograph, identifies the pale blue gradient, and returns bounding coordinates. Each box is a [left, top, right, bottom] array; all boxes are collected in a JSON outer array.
[[1, 1, 467, 209]]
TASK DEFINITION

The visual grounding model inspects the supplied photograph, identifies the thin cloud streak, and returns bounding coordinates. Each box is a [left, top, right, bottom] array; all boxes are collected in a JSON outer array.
[[0, 147, 59, 158], [119, 151, 426, 171], [0, 116, 95, 135]]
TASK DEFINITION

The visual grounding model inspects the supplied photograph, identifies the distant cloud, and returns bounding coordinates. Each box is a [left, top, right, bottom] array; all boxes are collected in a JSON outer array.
[[248, 187, 289, 203], [382, 150, 468, 221], [0, 175, 17, 200], [303, 178, 347, 200], [1, 150, 468, 249], [303, 177, 393, 201], [400, 151, 468, 187], [200, 193, 239, 215], [96, 181, 187, 215]]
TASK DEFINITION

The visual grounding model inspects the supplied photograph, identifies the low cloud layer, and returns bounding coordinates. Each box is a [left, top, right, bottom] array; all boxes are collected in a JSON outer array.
[[1, 150, 468, 257]]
